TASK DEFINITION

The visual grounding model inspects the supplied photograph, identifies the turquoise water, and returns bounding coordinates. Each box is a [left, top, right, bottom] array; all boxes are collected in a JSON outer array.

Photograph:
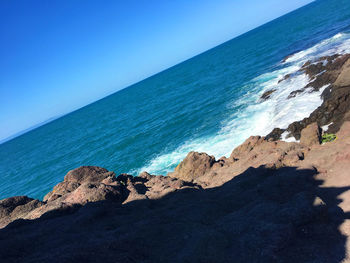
[[1, 0, 350, 200]]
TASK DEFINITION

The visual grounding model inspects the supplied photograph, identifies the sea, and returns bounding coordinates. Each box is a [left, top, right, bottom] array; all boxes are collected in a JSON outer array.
[[1, 0, 350, 200]]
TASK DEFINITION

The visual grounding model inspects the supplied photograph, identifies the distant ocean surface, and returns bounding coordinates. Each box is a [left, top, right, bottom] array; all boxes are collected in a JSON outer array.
[[1, 0, 350, 200]]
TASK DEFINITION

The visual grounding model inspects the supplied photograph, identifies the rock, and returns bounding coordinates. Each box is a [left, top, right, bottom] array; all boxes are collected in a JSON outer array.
[[230, 136, 263, 161], [281, 52, 300, 62], [10, 199, 43, 219], [64, 166, 115, 184], [305, 71, 337, 91], [302, 61, 325, 79], [138, 171, 154, 180], [0, 196, 44, 228], [269, 54, 350, 140], [300, 123, 321, 146], [43, 181, 80, 202], [260, 89, 276, 100], [287, 89, 304, 99], [278, 74, 291, 83], [265, 128, 285, 141], [286, 54, 350, 100], [334, 58, 350, 87], [63, 183, 125, 205], [1, 120, 350, 262], [0, 196, 34, 218], [168, 152, 216, 181], [24, 200, 79, 221]]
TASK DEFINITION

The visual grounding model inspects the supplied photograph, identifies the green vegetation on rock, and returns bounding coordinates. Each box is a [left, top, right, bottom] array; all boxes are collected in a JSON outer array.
[[322, 133, 337, 143]]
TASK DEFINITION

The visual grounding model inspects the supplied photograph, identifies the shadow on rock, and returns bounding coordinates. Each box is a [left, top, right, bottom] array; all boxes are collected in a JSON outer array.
[[0, 166, 349, 263]]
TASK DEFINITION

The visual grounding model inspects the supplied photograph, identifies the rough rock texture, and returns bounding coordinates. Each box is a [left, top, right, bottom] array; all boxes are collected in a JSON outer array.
[[1, 54, 350, 262], [1, 122, 350, 262], [0, 166, 198, 229], [334, 58, 350, 87], [300, 123, 321, 146], [168, 151, 216, 181], [267, 53, 350, 140], [0, 196, 43, 228]]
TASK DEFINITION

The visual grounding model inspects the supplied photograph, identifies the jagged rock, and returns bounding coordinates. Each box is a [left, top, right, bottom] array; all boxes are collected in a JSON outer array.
[[278, 73, 291, 83], [10, 199, 43, 219], [300, 123, 321, 146], [0, 167, 127, 228], [24, 200, 79, 221], [0, 196, 44, 228], [285, 54, 350, 100], [268, 54, 350, 140], [63, 183, 125, 205], [265, 128, 285, 141], [43, 181, 80, 202], [334, 58, 350, 87], [230, 136, 263, 161], [64, 166, 115, 184], [0, 196, 34, 218], [168, 152, 216, 181], [1, 121, 350, 262], [281, 52, 300, 62], [260, 89, 276, 100]]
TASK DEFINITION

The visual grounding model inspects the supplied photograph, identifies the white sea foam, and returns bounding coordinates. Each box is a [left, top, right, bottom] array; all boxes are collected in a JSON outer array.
[[321, 122, 333, 132], [281, 131, 298, 143], [285, 32, 350, 64], [137, 32, 350, 175]]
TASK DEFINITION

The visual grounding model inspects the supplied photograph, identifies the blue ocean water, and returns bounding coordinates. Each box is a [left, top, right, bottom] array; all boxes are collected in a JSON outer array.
[[1, 0, 350, 200]]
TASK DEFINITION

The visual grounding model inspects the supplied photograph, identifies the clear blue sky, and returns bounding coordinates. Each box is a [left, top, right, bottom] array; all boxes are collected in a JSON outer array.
[[0, 0, 313, 141]]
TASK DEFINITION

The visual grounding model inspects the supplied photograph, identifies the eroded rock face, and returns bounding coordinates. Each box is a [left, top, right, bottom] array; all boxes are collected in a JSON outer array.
[[0, 166, 201, 228], [1, 121, 350, 262], [43, 166, 123, 205], [300, 123, 321, 147], [1, 123, 350, 262], [43, 181, 80, 202], [268, 54, 350, 140], [0, 196, 44, 228], [334, 58, 350, 87], [168, 152, 216, 182], [0, 166, 126, 228], [63, 166, 114, 184]]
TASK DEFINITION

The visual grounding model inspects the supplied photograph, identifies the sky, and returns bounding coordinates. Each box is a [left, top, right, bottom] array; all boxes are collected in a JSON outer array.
[[0, 0, 314, 142]]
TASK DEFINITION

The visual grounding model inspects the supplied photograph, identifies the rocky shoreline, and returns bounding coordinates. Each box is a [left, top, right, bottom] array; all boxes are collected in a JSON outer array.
[[265, 53, 350, 141], [1, 54, 350, 262]]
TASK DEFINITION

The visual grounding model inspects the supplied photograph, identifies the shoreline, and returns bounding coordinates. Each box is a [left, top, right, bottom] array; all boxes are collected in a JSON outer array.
[[1, 52, 350, 261], [1, 53, 350, 214]]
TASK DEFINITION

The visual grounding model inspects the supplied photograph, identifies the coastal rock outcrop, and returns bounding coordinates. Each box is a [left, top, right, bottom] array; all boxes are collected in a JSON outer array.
[[0, 196, 43, 228], [1, 122, 350, 262], [43, 166, 125, 205], [300, 123, 321, 146], [2, 50, 350, 260], [0, 166, 199, 229], [168, 151, 216, 181], [267, 53, 350, 140]]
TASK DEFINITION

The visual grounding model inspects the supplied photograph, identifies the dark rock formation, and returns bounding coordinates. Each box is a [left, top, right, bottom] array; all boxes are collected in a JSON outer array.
[[260, 89, 276, 100], [267, 53, 350, 140], [278, 73, 291, 83], [0, 196, 43, 228], [284, 54, 350, 100], [265, 127, 285, 141]]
